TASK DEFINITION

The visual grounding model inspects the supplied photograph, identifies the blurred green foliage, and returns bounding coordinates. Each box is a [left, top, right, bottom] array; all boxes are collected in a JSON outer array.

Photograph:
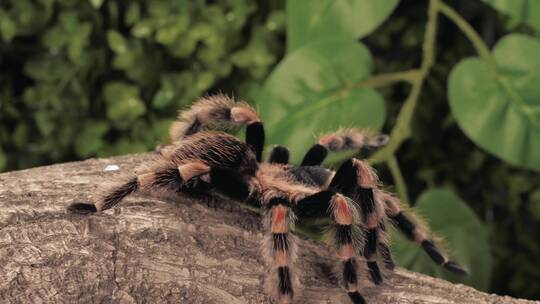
[[365, 1, 540, 299], [0, 0, 285, 169], [1, 0, 540, 301]]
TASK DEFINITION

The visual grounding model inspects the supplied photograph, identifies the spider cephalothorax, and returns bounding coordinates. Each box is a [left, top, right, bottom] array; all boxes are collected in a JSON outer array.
[[68, 94, 467, 304]]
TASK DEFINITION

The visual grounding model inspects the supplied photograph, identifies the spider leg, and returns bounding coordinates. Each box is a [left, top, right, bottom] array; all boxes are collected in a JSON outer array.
[[297, 191, 366, 304], [263, 198, 298, 304], [246, 121, 265, 162], [301, 144, 327, 166], [329, 159, 386, 285], [166, 94, 266, 161], [68, 161, 209, 213], [301, 128, 388, 166], [379, 191, 469, 275], [378, 222, 395, 270], [269, 145, 290, 164]]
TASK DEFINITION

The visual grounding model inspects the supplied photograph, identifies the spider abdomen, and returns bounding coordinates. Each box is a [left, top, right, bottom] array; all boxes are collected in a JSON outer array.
[[166, 131, 258, 173]]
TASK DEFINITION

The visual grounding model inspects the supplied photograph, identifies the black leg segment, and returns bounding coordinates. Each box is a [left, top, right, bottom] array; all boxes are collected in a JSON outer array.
[[348, 292, 367, 304], [246, 122, 265, 162], [277, 266, 294, 297], [68, 202, 97, 214], [390, 211, 469, 276], [328, 159, 357, 194], [301, 144, 328, 166], [295, 190, 334, 219], [390, 211, 416, 241], [269, 145, 289, 164]]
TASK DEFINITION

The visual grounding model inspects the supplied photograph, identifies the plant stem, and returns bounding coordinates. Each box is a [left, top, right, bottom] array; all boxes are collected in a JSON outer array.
[[421, 0, 439, 74], [368, 0, 442, 206], [387, 156, 410, 205], [369, 0, 440, 165], [438, 1, 496, 68], [366, 0, 501, 207]]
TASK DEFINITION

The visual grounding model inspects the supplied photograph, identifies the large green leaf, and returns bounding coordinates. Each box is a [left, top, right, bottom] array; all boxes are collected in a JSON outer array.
[[287, 0, 399, 51], [482, 0, 540, 32], [448, 34, 540, 171], [258, 38, 385, 163], [391, 188, 492, 291]]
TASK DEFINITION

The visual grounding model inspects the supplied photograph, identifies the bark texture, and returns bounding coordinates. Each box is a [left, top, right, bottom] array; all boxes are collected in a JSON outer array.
[[0, 154, 537, 304]]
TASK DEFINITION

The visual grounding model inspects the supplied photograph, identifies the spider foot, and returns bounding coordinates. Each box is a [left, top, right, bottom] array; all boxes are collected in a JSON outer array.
[[443, 261, 469, 275], [67, 202, 97, 214]]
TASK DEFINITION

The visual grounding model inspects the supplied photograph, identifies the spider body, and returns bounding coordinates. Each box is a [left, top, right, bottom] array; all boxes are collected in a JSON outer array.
[[68, 95, 467, 304]]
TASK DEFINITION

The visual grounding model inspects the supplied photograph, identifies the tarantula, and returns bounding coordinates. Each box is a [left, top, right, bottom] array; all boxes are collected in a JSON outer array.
[[68, 95, 467, 304]]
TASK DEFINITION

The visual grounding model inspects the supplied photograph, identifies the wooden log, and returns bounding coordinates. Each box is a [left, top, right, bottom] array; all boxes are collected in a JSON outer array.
[[0, 154, 536, 304]]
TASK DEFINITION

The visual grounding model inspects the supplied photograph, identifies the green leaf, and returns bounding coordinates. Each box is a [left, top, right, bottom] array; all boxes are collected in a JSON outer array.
[[103, 82, 146, 124], [448, 34, 540, 171], [0, 13, 16, 43], [74, 121, 109, 157], [287, 0, 399, 51], [89, 0, 104, 9], [482, 0, 540, 32], [528, 190, 540, 221], [24, 55, 70, 82], [152, 118, 174, 143], [107, 30, 128, 54], [34, 112, 55, 136], [125, 2, 140, 26], [68, 22, 92, 62], [258, 38, 385, 163], [131, 19, 153, 38], [13, 123, 29, 149], [152, 87, 175, 109], [391, 188, 492, 291], [0, 148, 6, 171]]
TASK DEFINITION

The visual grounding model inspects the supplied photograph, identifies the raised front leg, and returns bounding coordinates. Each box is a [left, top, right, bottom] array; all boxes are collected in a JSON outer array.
[[301, 128, 389, 166]]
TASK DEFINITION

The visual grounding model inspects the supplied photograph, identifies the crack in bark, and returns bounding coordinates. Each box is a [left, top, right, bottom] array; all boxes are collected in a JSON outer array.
[[110, 228, 121, 300]]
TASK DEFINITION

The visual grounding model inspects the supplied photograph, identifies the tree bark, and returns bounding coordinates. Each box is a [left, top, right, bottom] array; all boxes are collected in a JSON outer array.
[[0, 154, 536, 304]]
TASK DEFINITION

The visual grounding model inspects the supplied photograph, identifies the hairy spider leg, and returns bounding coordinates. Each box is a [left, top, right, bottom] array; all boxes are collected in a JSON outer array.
[[263, 198, 298, 304], [209, 168, 301, 303], [268, 145, 290, 164], [169, 94, 259, 140], [377, 222, 395, 270], [166, 94, 266, 161], [380, 192, 468, 275], [301, 144, 328, 166], [246, 121, 265, 162], [330, 159, 386, 285], [297, 191, 366, 304], [68, 161, 210, 213], [301, 128, 389, 166]]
